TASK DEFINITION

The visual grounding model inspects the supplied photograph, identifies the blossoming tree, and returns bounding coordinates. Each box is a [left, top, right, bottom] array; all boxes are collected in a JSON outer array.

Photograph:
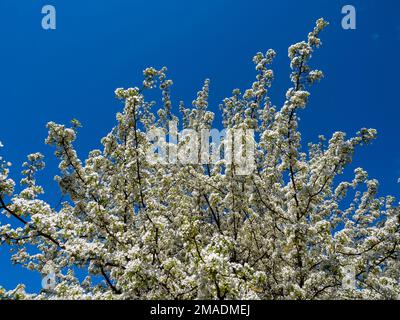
[[0, 19, 399, 300]]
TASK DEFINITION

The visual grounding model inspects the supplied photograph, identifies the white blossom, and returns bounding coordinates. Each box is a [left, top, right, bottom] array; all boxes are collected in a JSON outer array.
[[0, 19, 399, 300]]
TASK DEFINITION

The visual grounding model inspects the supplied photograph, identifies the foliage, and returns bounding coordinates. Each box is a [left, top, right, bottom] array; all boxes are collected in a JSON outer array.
[[0, 19, 399, 300]]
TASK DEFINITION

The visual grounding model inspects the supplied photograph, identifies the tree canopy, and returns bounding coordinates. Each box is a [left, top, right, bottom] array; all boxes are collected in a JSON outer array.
[[0, 19, 399, 300]]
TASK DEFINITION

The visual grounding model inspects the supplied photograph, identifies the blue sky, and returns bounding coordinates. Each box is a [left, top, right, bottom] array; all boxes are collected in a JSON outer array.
[[0, 0, 399, 292]]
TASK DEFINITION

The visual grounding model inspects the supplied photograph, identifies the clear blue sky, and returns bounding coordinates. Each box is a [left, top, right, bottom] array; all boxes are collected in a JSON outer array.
[[0, 0, 399, 293]]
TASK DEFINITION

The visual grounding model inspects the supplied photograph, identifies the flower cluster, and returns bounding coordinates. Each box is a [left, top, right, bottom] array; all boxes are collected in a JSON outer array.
[[0, 19, 399, 300]]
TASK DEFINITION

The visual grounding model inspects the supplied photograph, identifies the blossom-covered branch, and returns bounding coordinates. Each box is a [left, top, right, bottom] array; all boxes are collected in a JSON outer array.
[[0, 19, 399, 300]]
